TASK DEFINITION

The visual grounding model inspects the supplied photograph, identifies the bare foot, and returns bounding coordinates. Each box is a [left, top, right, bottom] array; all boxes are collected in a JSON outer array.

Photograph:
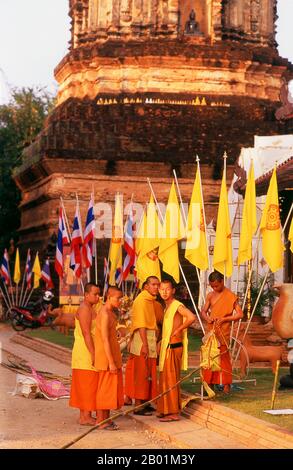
[[78, 417, 96, 426]]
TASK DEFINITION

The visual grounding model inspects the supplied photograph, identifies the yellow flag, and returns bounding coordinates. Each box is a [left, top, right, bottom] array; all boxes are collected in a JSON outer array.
[[238, 161, 257, 265], [259, 168, 284, 272], [109, 194, 123, 285], [289, 215, 293, 253], [185, 167, 209, 270], [158, 181, 185, 283], [213, 169, 233, 277], [32, 253, 42, 289], [135, 195, 162, 284], [13, 248, 21, 284]]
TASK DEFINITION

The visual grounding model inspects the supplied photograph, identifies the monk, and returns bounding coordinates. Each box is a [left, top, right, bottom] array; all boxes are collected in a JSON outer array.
[[157, 280, 195, 422], [124, 276, 160, 415], [69, 282, 100, 425], [95, 287, 124, 430], [200, 271, 243, 393]]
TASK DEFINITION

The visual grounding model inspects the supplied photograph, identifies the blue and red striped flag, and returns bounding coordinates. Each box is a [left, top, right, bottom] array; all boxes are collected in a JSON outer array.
[[70, 201, 83, 278], [41, 258, 54, 289], [0, 249, 10, 285], [55, 206, 70, 278], [122, 205, 136, 281], [25, 249, 32, 289], [83, 195, 95, 268]]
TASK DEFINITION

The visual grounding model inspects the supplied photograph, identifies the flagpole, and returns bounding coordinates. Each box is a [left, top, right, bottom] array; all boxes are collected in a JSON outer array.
[[19, 250, 29, 306], [6, 255, 15, 306], [92, 187, 98, 285], [0, 282, 11, 312], [60, 197, 72, 244], [196, 155, 210, 269], [76, 193, 85, 291], [147, 178, 205, 334], [1, 280, 12, 308], [173, 169, 206, 306], [223, 152, 228, 285]]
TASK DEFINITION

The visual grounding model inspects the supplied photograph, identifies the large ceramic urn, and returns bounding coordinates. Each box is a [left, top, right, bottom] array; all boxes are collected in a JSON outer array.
[[272, 284, 293, 339]]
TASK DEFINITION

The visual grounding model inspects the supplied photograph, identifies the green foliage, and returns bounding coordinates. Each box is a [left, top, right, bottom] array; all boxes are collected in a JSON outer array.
[[242, 272, 277, 316], [0, 87, 55, 252]]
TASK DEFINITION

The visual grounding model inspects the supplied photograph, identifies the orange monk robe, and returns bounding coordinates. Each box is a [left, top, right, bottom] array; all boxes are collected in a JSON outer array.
[[125, 290, 158, 401], [156, 346, 183, 416], [69, 318, 98, 411], [157, 300, 188, 416], [95, 312, 124, 410], [202, 288, 237, 386]]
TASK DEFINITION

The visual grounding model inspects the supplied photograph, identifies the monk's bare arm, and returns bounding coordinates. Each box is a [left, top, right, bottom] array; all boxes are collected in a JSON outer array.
[[138, 328, 149, 357], [200, 293, 213, 324], [172, 306, 196, 338], [217, 301, 244, 325], [100, 309, 117, 373], [78, 305, 95, 365]]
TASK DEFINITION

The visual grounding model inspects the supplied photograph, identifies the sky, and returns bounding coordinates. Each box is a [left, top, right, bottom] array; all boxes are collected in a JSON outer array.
[[0, 0, 293, 104]]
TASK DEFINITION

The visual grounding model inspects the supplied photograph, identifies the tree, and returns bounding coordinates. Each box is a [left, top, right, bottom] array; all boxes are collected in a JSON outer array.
[[0, 87, 55, 253]]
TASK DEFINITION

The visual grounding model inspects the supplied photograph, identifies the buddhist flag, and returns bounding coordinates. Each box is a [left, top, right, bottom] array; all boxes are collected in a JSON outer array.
[[185, 167, 209, 270], [213, 168, 233, 277], [238, 161, 257, 265], [289, 214, 293, 253], [13, 248, 21, 284], [32, 252, 42, 289], [260, 168, 284, 272], [135, 195, 162, 284], [158, 181, 185, 283], [109, 194, 123, 285]]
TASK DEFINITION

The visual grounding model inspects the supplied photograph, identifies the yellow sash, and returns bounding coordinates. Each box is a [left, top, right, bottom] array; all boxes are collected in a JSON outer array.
[[129, 329, 157, 358], [159, 300, 188, 372]]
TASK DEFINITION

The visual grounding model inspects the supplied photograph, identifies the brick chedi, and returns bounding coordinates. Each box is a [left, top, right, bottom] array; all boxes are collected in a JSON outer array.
[[14, 0, 293, 255]]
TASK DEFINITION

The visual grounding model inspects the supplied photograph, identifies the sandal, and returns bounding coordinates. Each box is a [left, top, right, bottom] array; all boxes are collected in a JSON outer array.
[[133, 408, 153, 416], [99, 421, 119, 431], [159, 415, 180, 422]]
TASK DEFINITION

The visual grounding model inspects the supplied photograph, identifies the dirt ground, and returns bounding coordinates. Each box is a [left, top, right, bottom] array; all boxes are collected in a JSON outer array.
[[0, 351, 175, 450]]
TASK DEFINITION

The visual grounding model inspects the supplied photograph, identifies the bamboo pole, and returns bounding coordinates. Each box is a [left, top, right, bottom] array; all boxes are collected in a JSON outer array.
[[270, 360, 280, 410], [173, 169, 206, 306], [147, 178, 205, 334]]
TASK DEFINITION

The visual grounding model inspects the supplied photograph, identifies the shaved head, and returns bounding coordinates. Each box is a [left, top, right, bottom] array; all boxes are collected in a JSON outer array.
[[106, 287, 122, 298]]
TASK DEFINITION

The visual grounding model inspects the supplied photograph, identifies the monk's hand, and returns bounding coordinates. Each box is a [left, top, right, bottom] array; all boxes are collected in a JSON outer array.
[[109, 362, 118, 374], [141, 343, 149, 358]]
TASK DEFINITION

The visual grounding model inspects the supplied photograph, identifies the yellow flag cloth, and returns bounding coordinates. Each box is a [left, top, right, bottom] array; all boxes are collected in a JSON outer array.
[[136, 195, 162, 284], [259, 168, 284, 272], [13, 248, 21, 284], [159, 300, 188, 372], [238, 161, 257, 265], [109, 194, 123, 285], [32, 253, 42, 289], [185, 167, 209, 270], [158, 181, 185, 283], [289, 215, 293, 253], [213, 170, 233, 277], [130, 290, 157, 334]]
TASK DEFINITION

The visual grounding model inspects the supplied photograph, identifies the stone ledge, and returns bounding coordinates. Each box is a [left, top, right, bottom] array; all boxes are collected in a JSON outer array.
[[182, 394, 293, 449], [10, 332, 72, 366]]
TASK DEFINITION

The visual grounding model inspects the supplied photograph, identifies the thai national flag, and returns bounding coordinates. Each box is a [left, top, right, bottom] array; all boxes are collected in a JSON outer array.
[[70, 202, 83, 278], [83, 195, 95, 268], [115, 267, 122, 285], [55, 206, 69, 278], [41, 258, 54, 289], [0, 249, 10, 285], [25, 249, 32, 289], [122, 205, 135, 280]]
